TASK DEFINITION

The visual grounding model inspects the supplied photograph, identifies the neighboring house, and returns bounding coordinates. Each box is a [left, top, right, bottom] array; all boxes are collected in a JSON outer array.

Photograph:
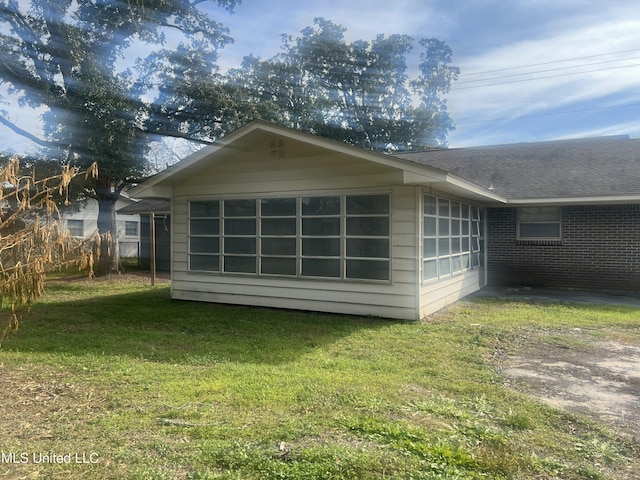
[[62, 194, 141, 259], [130, 121, 640, 320], [117, 199, 171, 271]]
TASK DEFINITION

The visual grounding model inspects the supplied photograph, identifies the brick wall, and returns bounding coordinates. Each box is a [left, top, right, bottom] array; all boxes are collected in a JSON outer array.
[[487, 204, 640, 291]]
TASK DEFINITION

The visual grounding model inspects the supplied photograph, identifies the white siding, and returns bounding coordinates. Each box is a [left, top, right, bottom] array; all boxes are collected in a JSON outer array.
[[419, 271, 484, 317], [169, 144, 421, 320]]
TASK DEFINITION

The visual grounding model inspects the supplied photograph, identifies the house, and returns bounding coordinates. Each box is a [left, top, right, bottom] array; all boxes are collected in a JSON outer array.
[[117, 199, 171, 271], [130, 121, 640, 320], [62, 194, 141, 259], [397, 136, 640, 292]]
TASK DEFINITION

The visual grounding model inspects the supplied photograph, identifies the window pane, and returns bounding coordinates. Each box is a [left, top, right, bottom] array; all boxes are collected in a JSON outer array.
[[346, 195, 389, 215], [462, 237, 470, 252], [424, 259, 437, 280], [125, 221, 138, 236], [191, 201, 219, 217], [302, 196, 340, 215], [519, 207, 560, 222], [424, 195, 437, 215], [261, 257, 296, 276], [224, 199, 256, 217], [225, 237, 256, 254], [346, 217, 389, 236], [451, 255, 462, 273], [347, 259, 389, 280], [302, 218, 340, 236], [262, 238, 296, 256], [261, 218, 296, 236], [190, 237, 219, 254], [224, 219, 256, 235], [302, 259, 340, 277], [520, 223, 561, 238], [261, 198, 296, 216], [347, 238, 389, 258], [190, 255, 219, 271], [461, 220, 469, 236], [302, 238, 340, 256], [451, 219, 460, 236], [424, 217, 437, 236], [461, 204, 470, 219], [438, 238, 450, 255], [452, 237, 461, 254], [424, 238, 437, 258], [224, 256, 256, 273], [439, 257, 451, 276], [461, 254, 470, 270], [438, 198, 450, 217], [438, 218, 449, 236], [190, 219, 219, 235], [451, 202, 460, 218]]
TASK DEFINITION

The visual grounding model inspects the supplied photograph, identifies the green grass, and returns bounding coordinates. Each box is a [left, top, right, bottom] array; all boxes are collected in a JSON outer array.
[[1, 276, 639, 479]]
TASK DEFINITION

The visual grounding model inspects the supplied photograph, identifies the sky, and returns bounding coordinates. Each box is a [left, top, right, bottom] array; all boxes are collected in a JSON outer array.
[[1, 0, 639, 152]]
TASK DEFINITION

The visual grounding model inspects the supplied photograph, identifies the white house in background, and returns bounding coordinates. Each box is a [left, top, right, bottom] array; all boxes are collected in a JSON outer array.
[[130, 120, 504, 320], [61, 194, 141, 259]]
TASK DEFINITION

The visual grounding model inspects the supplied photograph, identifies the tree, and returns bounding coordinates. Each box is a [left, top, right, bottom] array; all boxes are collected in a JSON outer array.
[[228, 18, 460, 152], [0, 0, 239, 272], [0, 156, 99, 344]]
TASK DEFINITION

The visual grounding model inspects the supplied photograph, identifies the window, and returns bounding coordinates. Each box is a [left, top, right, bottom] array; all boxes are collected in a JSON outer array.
[[518, 207, 561, 240], [188, 194, 390, 281], [67, 219, 84, 237], [423, 195, 483, 281], [125, 221, 139, 237]]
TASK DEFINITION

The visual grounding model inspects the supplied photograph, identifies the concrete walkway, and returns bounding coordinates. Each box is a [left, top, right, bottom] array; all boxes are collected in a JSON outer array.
[[471, 286, 640, 307]]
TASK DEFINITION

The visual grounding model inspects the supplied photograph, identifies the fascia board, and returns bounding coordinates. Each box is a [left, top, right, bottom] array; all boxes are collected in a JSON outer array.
[[507, 195, 640, 206]]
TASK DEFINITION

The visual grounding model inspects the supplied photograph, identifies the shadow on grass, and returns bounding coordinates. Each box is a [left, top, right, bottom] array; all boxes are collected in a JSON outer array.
[[3, 286, 392, 365]]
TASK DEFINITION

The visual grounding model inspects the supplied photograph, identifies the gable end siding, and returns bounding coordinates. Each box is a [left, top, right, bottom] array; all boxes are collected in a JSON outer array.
[[487, 204, 640, 290]]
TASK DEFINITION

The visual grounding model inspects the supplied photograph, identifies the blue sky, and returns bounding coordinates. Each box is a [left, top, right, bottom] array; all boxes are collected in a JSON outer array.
[[214, 0, 640, 147], [1, 0, 639, 152]]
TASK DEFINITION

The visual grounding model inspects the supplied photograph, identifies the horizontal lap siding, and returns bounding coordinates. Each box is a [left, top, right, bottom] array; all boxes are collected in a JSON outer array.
[[170, 150, 420, 320], [420, 271, 483, 317]]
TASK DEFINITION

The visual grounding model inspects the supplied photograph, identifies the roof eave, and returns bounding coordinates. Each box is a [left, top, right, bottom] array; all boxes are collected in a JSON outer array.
[[507, 194, 640, 206]]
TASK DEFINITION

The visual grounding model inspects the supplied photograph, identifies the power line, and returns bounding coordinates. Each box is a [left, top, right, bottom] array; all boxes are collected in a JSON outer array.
[[459, 48, 640, 76], [455, 56, 640, 85], [455, 101, 640, 125], [451, 62, 640, 90]]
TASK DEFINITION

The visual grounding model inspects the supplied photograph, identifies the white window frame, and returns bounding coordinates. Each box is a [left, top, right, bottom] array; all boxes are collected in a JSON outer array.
[[517, 207, 562, 240], [124, 220, 139, 237], [423, 194, 484, 282], [188, 194, 391, 282], [67, 219, 84, 238]]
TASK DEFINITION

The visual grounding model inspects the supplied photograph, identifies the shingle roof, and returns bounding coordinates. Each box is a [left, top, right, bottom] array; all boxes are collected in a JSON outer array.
[[118, 198, 171, 214], [396, 136, 640, 200]]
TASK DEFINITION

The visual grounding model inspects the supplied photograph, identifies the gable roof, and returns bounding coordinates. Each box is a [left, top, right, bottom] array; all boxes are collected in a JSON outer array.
[[130, 120, 505, 203], [396, 136, 640, 205]]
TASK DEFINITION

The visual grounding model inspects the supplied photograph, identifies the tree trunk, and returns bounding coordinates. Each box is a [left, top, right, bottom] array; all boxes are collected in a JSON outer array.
[[96, 195, 121, 274]]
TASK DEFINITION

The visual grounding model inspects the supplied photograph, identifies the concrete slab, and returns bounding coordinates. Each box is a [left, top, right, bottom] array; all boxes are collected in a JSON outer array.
[[471, 286, 640, 307]]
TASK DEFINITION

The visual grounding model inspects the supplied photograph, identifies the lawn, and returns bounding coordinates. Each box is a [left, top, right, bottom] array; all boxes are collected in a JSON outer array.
[[1, 275, 638, 479]]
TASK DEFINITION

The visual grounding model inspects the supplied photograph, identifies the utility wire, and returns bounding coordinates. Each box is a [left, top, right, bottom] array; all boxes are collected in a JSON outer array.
[[451, 62, 640, 90], [456, 56, 640, 85], [459, 48, 640, 76]]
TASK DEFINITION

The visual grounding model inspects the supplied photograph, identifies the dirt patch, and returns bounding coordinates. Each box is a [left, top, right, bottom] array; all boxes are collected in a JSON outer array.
[[498, 328, 640, 438]]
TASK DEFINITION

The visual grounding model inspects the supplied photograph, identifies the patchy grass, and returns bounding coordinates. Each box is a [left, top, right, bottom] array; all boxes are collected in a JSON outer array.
[[1, 276, 638, 479]]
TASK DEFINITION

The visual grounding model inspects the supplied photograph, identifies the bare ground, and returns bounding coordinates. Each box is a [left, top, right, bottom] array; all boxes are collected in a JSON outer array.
[[497, 328, 640, 439]]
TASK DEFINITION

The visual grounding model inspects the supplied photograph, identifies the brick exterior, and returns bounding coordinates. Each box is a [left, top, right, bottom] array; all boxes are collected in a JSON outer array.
[[487, 204, 640, 291]]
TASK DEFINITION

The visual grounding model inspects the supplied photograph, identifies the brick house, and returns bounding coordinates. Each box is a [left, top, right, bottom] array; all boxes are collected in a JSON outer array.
[[398, 136, 640, 292], [131, 122, 639, 320]]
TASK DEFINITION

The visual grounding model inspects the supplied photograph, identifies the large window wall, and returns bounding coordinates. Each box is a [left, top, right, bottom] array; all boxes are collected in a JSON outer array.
[[423, 194, 484, 281], [188, 194, 390, 281]]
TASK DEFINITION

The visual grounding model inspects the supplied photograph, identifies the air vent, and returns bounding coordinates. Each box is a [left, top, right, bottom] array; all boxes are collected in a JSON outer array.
[[269, 138, 285, 158]]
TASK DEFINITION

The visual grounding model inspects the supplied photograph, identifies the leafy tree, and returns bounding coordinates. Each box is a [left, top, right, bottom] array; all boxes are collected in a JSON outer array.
[[0, 0, 239, 272], [228, 18, 460, 152]]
